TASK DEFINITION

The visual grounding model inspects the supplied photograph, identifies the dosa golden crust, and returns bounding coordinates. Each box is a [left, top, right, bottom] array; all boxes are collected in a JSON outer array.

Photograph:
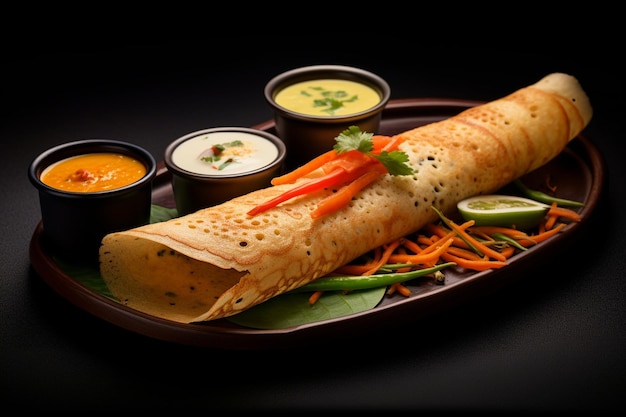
[[99, 73, 592, 323]]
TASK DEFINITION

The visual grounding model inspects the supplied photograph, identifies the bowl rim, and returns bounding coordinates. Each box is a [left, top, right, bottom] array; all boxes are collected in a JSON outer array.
[[264, 64, 391, 120], [164, 127, 287, 180], [28, 139, 157, 198]]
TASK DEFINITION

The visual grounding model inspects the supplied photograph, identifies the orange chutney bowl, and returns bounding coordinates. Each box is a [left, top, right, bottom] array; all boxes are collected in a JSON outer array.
[[28, 139, 157, 265]]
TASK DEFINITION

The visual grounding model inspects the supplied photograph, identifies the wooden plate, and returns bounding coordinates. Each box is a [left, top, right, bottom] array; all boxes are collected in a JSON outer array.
[[28, 98, 605, 350]]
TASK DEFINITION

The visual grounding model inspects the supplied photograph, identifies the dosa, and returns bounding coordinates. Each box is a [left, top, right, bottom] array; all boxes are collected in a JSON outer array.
[[99, 73, 593, 323]]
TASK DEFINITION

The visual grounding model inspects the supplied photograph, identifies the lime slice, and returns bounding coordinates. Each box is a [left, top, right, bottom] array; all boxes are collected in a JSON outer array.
[[457, 195, 550, 230]]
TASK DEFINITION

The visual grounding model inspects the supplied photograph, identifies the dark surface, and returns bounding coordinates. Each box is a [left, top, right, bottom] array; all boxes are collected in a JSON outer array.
[[2, 40, 624, 412]]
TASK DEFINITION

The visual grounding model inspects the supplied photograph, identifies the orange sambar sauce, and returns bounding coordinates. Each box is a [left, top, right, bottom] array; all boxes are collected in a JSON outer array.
[[41, 153, 147, 193]]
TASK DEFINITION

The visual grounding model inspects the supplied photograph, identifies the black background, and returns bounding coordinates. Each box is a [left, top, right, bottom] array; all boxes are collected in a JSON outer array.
[[2, 34, 624, 412]]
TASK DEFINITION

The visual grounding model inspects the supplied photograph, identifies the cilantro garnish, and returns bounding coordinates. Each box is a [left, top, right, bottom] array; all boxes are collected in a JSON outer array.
[[333, 126, 414, 176]]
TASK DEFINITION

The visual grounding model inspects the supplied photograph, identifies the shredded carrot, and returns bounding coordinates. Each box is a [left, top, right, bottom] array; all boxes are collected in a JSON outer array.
[[517, 223, 567, 246], [446, 219, 508, 262], [362, 239, 404, 276], [444, 245, 485, 261], [544, 212, 558, 230], [547, 202, 582, 222], [308, 183, 583, 304], [387, 237, 454, 267], [387, 282, 411, 297], [500, 246, 516, 258], [440, 252, 508, 271], [424, 223, 467, 248], [424, 222, 450, 238], [472, 229, 496, 243], [545, 174, 557, 193], [308, 290, 324, 305], [469, 226, 529, 240], [401, 236, 427, 254], [334, 246, 383, 275]]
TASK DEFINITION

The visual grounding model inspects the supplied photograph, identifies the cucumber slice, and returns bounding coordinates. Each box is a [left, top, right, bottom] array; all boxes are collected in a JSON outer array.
[[457, 195, 550, 230]]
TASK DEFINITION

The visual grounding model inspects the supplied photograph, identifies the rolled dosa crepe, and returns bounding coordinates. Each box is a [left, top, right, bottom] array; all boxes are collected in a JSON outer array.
[[99, 73, 592, 323]]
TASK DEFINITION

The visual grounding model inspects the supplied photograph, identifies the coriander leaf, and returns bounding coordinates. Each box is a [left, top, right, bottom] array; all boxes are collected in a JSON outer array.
[[332, 126, 414, 176], [372, 151, 414, 176], [334, 126, 374, 154]]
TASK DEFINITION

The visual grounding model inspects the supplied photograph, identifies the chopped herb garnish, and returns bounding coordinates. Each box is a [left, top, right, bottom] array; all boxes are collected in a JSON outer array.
[[304, 86, 360, 115], [218, 158, 236, 170], [334, 126, 414, 176], [198, 140, 245, 167]]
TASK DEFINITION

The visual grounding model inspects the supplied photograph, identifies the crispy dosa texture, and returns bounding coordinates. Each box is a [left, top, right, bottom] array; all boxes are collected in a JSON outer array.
[[99, 73, 592, 323]]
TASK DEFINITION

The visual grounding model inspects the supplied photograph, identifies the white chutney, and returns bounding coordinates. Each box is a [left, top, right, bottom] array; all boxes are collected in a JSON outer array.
[[171, 131, 280, 176]]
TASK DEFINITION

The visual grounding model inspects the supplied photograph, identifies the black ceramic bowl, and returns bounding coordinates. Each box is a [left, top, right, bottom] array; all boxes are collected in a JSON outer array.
[[265, 65, 391, 168], [28, 139, 157, 265], [164, 127, 287, 216]]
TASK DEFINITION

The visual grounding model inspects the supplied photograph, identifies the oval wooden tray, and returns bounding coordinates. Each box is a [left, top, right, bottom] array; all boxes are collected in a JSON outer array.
[[28, 98, 605, 350]]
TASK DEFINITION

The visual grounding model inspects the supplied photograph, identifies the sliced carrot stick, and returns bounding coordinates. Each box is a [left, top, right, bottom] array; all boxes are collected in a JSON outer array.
[[371, 135, 394, 153], [321, 149, 373, 175], [381, 135, 405, 152], [247, 168, 347, 216], [311, 164, 386, 219], [271, 149, 338, 185]]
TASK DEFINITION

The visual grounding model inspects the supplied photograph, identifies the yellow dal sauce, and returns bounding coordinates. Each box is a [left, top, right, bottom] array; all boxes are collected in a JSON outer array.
[[274, 79, 381, 117], [41, 153, 147, 192]]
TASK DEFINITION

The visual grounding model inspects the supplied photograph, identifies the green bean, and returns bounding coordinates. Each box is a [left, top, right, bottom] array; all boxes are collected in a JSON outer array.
[[290, 262, 456, 293], [513, 179, 584, 208]]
